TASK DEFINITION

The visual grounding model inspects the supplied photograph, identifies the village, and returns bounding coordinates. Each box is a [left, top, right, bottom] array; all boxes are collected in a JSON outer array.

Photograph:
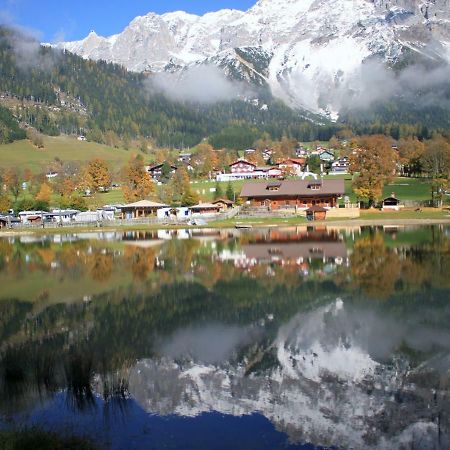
[[0, 134, 449, 230]]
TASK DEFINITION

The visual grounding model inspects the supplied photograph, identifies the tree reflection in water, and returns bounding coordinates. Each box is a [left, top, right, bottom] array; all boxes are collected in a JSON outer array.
[[0, 225, 449, 448]]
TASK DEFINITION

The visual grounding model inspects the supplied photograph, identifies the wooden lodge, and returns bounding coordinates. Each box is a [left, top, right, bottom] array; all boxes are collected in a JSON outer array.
[[306, 205, 328, 221], [240, 179, 345, 210], [190, 203, 221, 215], [121, 200, 169, 219], [212, 198, 234, 211]]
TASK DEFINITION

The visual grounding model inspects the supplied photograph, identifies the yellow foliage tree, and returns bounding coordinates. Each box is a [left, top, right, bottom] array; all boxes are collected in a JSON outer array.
[[349, 135, 398, 206], [122, 155, 155, 203], [35, 182, 53, 204]]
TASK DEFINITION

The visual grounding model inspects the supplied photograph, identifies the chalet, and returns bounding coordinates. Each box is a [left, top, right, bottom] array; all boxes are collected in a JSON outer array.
[[147, 163, 177, 180], [331, 157, 349, 174], [189, 203, 221, 215], [212, 198, 234, 211], [178, 153, 192, 164], [382, 194, 401, 211], [229, 159, 256, 174], [295, 147, 308, 157], [240, 179, 345, 210], [217, 164, 281, 182], [262, 149, 273, 161], [318, 150, 335, 162], [277, 158, 306, 176], [120, 200, 169, 219]]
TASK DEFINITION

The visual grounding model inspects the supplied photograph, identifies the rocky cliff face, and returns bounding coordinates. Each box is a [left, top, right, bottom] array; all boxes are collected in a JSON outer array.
[[57, 0, 450, 117]]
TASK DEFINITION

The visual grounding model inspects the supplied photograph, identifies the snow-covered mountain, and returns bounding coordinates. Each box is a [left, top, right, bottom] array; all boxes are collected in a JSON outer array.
[[123, 299, 450, 449], [57, 0, 450, 117]]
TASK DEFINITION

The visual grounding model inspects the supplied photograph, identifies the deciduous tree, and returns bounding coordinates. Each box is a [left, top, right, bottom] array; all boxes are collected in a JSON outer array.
[[122, 155, 154, 203], [349, 135, 397, 206]]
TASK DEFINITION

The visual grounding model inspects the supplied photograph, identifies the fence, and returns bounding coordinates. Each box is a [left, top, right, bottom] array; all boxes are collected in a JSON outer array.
[[3, 207, 242, 231]]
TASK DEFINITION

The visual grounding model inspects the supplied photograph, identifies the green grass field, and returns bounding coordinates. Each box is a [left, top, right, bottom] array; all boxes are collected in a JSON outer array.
[[0, 136, 147, 173]]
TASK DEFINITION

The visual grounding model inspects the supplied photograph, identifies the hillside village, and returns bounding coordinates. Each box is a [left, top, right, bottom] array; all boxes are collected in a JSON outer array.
[[1, 133, 449, 229]]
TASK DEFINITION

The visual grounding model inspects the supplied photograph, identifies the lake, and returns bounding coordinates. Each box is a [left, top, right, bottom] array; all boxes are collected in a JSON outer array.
[[0, 225, 449, 449]]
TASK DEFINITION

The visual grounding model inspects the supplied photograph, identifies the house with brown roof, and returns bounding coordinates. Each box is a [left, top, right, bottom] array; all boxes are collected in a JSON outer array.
[[276, 158, 307, 176], [240, 179, 345, 210], [229, 159, 257, 174], [212, 198, 234, 211], [146, 163, 177, 181]]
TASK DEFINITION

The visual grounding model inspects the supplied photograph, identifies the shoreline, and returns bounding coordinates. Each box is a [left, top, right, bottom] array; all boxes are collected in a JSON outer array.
[[1, 217, 450, 237]]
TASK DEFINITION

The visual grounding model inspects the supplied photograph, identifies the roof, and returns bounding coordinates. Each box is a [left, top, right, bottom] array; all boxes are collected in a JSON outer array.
[[277, 158, 306, 165], [212, 198, 234, 205], [229, 159, 256, 167], [122, 200, 169, 209], [190, 203, 221, 210], [240, 180, 345, 198], [306, 206, 328, 212], [148, 163, 177, 170]]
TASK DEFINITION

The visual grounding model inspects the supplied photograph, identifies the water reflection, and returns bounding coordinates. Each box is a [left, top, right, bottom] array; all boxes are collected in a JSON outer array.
[[0, 225, 449, 449]]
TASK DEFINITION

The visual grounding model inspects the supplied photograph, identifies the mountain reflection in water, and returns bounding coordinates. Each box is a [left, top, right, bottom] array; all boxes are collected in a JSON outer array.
[[0, 225, 449, 449]]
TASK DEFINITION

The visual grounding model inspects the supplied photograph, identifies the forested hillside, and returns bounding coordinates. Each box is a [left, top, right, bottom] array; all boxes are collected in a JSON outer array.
[[0, 26, 448, 150], [0, 27, 342, 148]]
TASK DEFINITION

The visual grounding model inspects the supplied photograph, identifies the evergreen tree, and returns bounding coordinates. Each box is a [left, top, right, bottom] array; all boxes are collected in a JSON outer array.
[[226, 182, 235, 202], [214, 182, 223, 200]]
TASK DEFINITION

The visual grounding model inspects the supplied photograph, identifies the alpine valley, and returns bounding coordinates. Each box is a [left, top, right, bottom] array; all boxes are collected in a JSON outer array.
[[58, 0, 450, 119]]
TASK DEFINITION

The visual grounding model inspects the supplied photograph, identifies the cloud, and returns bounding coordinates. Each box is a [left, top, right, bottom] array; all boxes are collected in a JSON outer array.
[[3, 25, 59, 71], [146, 64, 247, 104], [339, 60, 450, 112], [159, 323, 257, 364]]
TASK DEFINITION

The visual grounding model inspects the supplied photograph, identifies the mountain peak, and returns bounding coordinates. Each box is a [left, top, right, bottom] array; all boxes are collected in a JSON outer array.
[[56, 0, 450, 116]]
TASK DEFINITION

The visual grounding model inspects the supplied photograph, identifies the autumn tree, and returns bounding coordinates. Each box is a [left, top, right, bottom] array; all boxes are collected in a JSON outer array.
[[349, 135, 397, 206], [0, 192, 11, 213], [81, 158, 111, 191], [181, 189, 199, 207], [170, 167, 190, 204], [192, 143, 218, 178], [421, 136, 450, 178], [397, 137, 425, 177], [3, 168, 21, 202], [35, 182, 53, 204], [122, 154, 154, 203]]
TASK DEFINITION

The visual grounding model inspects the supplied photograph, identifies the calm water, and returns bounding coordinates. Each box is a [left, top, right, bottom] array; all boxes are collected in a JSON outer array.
[[0, 225, 449, 449]]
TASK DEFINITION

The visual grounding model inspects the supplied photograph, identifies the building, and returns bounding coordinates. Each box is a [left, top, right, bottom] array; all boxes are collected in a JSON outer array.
[[318, 150, 335, 162], [306, 205, 328, 221], [217, 166, 281, 182], [44, 210, 79, 224], [382, 194, 401, 211], [229, 159, 257, 174], [277, 158, 306, 176], [240, 179, 345, 210], [189, 203, 221, 216], [212, 198, 234, 211], [147, 163, 177, 180], [18, 211, 45, 224], [331, 157, 349, 174], [120, 200, 169, 219], [178, 153, 192, 163]]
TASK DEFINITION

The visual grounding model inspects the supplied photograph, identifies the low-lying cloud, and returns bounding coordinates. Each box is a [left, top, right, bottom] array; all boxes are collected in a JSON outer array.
[[342, 60, 450, 111], [147, 64, 247, 104]]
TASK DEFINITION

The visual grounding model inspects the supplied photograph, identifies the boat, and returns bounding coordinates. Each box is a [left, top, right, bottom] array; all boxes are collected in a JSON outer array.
[[235, 223, 253, 229]]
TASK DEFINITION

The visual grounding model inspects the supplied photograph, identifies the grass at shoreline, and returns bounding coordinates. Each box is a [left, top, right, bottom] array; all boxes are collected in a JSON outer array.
[[0, 429, 97, 450]]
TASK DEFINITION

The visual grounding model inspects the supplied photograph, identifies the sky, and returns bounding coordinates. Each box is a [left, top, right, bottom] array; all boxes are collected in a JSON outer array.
[[0, 0, 257, 42]]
